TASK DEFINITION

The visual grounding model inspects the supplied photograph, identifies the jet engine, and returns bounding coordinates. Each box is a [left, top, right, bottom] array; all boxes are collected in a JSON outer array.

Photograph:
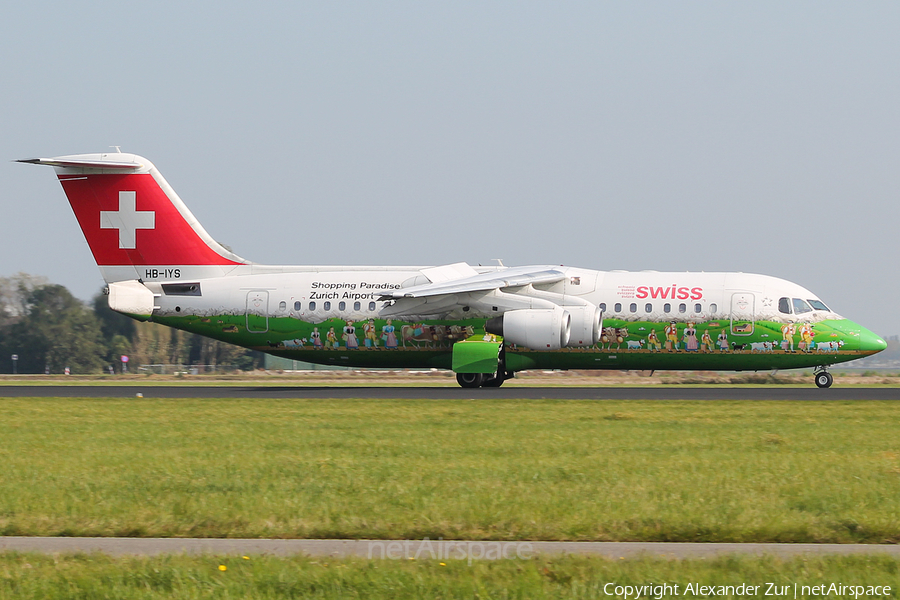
[[485, 307, 571, 350], [565, 305, 602, 347]]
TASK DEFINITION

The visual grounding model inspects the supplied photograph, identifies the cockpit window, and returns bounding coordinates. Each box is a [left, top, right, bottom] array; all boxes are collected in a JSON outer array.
[[778, 297, 792, 314], [792, 298, 812, 314], [807, 299, 830, 311]]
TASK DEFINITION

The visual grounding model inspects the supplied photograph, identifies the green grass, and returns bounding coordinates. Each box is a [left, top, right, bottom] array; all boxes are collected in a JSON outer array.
[[0, 553, 898, 599], [1, 398, 900, 542]]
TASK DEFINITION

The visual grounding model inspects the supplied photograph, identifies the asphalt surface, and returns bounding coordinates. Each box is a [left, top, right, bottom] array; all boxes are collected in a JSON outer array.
[[0, 385, 899, 399], [1, 537, 899, 559]]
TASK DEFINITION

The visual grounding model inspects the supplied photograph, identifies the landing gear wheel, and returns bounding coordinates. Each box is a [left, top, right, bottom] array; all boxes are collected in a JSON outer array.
[[482, 375, 505, 388], [483, 370, 514, 388], [456, 373, 484, 388], [815, 372, 833, 389]]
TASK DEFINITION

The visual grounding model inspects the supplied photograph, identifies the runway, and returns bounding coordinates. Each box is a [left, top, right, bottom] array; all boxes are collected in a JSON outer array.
[[0, 385, 899, 400], [1, 537, 899, 559]]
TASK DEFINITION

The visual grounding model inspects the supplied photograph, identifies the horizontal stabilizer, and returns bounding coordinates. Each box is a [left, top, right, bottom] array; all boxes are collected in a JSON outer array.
[[17, 154, 144, 170]]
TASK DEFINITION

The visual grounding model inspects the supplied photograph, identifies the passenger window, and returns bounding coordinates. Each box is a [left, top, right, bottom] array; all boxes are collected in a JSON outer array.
[[293, 301, 301, 311], [645, 303, 652, 313], [664, 303, 671, 313], [694, 303, 701, 313], [614, 303, 622, 313], [778, 297, 792, 314], [792, 298, 812, 314], [679, 303, 686, 313], [599, 303, 606, 312], [339, 301, 346, 311], [354, 301, 361, 311], [629, 303, 637, 313], [710, 303, 717, 314], [368, 301, 376, 311], [309, 301, 316, 311], [808, 299, 830, 311], [323, 301, 331, 311]]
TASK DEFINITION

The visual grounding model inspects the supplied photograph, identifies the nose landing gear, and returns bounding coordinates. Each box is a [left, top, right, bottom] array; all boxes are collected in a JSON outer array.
[[814, 366, 833, 389]]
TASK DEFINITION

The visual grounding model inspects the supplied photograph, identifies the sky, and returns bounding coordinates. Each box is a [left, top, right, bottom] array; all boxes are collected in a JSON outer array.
[[2, 2, 899, 334]]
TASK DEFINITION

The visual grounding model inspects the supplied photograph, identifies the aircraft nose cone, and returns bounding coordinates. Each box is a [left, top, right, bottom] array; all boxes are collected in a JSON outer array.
[[858, 327, 887, 354]]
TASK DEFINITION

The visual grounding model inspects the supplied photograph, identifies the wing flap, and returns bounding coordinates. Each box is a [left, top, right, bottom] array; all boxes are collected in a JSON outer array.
[[420, 262, 479, 283]]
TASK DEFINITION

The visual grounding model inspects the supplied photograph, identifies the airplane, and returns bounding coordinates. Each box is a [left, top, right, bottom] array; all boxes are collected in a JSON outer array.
[[19, 151, 887, 388]]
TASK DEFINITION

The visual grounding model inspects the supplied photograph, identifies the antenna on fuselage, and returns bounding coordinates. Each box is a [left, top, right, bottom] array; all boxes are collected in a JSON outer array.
[[492, 258, 505, 267]]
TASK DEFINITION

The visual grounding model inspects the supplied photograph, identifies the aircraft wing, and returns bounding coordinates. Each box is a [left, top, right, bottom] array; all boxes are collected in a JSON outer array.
[[383, 264, 566, 300], [379, 263, 568, 319]]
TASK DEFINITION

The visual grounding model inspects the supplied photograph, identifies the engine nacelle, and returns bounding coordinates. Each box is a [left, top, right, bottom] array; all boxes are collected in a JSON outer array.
[[485, 308, 571, 350], [565, 305, 602, 347]]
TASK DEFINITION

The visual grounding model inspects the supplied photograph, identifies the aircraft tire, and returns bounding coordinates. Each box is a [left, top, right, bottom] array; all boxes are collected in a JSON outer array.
[[482, 374, 505, 388], [815, 372, 833, 389], [456, 373, 484, 388]]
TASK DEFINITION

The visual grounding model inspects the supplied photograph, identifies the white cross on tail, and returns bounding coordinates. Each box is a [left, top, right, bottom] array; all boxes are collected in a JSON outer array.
[[100, 191, 155, 249]]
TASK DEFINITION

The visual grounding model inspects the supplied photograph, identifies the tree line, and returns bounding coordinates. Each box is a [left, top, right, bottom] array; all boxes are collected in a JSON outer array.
[[0, 273, 262, 374]]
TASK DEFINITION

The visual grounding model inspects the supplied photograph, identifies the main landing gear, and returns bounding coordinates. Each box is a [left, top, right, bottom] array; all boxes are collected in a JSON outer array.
[[814, 366, 833, 389], [455, 344, 513, 388], [456, 373, 484, 388], [456, 371, 513, 388]]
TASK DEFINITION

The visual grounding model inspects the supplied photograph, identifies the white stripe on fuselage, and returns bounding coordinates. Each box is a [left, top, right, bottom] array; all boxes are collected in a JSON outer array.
[[142, 268, 839, 325]]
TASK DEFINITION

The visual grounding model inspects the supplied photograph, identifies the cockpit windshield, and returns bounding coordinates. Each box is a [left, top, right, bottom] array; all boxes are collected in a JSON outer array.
[[792, 298, 813, 314], [779, 296, 831, 315], [807, 299, 830, 312]]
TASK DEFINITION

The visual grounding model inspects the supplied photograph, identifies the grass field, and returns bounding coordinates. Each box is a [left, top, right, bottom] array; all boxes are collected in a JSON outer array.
[[1, 397, 899, 543], [0, 553, 898, 599]]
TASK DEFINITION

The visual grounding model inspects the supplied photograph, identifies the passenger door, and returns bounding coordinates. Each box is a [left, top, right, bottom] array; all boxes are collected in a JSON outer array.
[[246, 291, 269, 333]]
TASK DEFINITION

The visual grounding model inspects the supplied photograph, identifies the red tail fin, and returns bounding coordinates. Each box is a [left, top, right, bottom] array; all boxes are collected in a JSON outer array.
[[19, 153, 247, 282]]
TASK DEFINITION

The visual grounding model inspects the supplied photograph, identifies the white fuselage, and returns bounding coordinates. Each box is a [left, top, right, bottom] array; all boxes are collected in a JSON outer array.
[[144, 267, 840, 327]]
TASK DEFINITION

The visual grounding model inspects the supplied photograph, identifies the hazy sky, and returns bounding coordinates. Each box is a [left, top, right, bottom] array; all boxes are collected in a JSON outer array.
[[2, 3, 899, 334]]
